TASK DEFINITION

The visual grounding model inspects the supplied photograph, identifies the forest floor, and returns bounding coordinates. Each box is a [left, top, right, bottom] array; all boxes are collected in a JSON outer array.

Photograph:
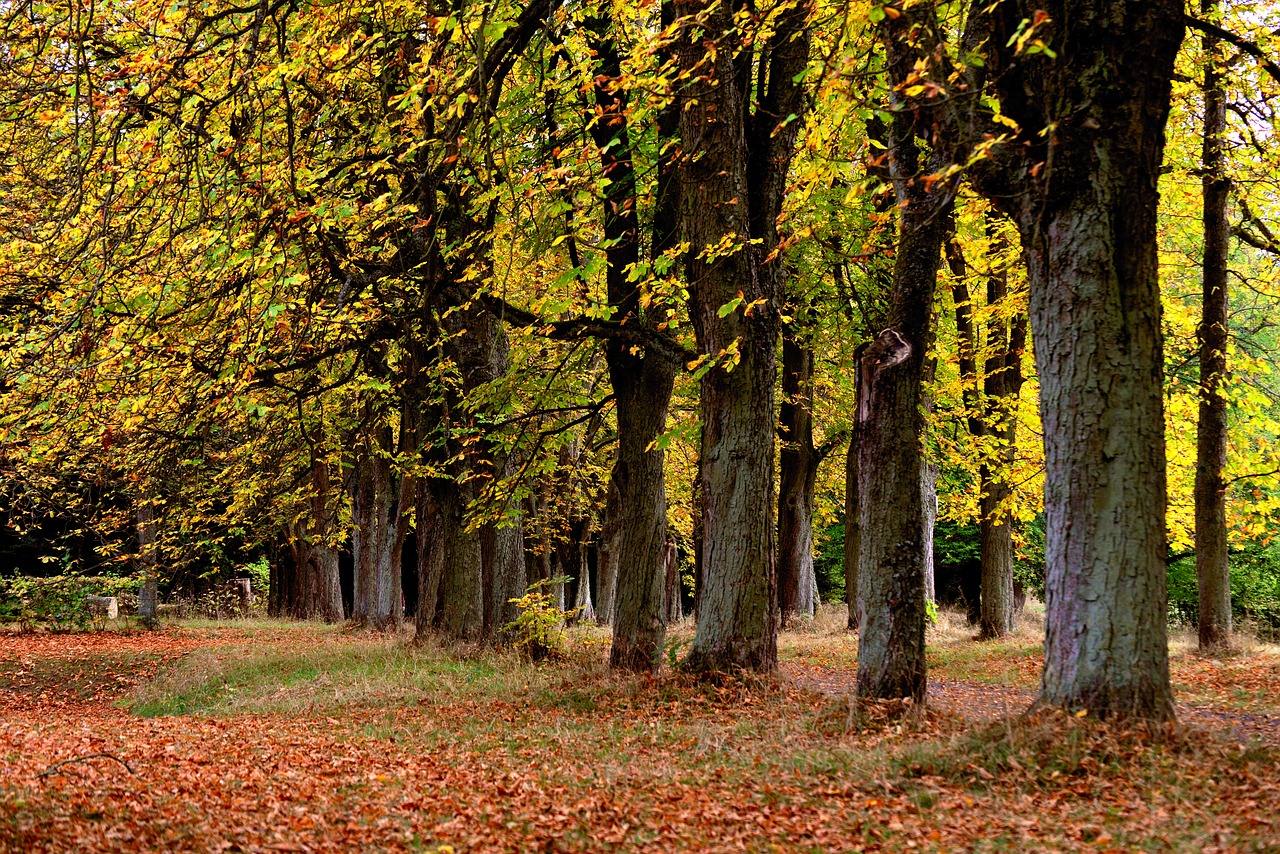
[[1, 607, 1278, 852]]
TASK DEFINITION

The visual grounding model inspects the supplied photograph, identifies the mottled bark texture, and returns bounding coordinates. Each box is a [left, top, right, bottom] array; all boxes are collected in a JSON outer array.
[[985, 0, 1183, 719], [427, 301, 526, 643], [854, 127, 950, 701], [675, 0, 810, 674], [778, 331, 819, 623], [882, 0, 1183, 717], [289, 458, 344, 623], [413, 481, 445, 638], [1196, 0, 1232, 654]]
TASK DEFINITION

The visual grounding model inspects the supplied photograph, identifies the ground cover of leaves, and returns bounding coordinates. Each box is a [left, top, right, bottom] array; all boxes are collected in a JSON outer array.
[[1, 618, 1278, 852]]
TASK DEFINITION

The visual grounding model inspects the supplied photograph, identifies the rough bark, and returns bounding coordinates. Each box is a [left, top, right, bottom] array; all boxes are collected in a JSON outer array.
[[594, 481, 622, 626], [296, 457, 344, 623], [854, 126, 950, 700], [433, 477, 485, 640], [983, 0, 1182, 719], [778, 331, 819, 624], [414, 481, 446, 638], [676, 0, 809, 674], [1196, 0, 1232, 654]]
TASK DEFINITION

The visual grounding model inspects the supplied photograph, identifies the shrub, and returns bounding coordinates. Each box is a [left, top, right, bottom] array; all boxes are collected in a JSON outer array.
[[0, 575, 138, 631], [504, 577, 580, 661]]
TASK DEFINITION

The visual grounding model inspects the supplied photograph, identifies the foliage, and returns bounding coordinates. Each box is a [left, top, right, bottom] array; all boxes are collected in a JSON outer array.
[[1168, 541, 1280, 637], [503, 577, 579, 662], [0, 575, 137, 632], [813, 521, 846, 603]]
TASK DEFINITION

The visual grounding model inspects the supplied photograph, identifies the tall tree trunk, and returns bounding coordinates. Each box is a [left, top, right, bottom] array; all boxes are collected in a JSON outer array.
[[663, 537, 683, 624], [350, 414, 407, 629], [921, 460, 939, 605], [675, 0, 809, 674], [136, 497, 159, 629], [297, 457, 344, 623], [434, 478, 485, 640], [946, 232, 1027, 639], [984, 1, 1182, 719], [1196, 0, 1232, 654], [414, 482, 445, 638], [779, 330, 818, 625], [844, 392, 862, 631], [585, 7, 680, 671], [854, 127, 950, 699], [594, 481, 622, 626], [980, 252, 1023, 639]]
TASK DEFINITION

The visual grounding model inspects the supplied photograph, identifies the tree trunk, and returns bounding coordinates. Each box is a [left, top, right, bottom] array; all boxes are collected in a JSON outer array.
[[981, 1, 1183, 720], [921, 460, 938, 605], [855, 147, 949, 700], [414, 481, 446, 638], [844, 400, 862, 631], [584, 9, 680, 671], [979, 255, 1022, 639], [675, 0, 809, 674], [608, 365, 675, 668], [298, 457, 344, 623], [435, 478, 485, 640], [136, 497, 159, 629], [1196, 0, 1232, 654], [350, 415, 407, 629], [594, 481, 622, 626], [946, 231, 1026, 639], [779, 331, 819, 625], [663, 537, 683, 624]]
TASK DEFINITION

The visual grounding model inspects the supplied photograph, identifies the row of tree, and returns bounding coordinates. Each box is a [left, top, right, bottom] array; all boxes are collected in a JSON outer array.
[[1, 0, 1278, 720]]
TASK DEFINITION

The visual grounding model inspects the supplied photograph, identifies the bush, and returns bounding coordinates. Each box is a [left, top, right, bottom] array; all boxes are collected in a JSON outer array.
[[0, 574, 139, 631], [504, 577, 579, 661], [1167, 541, 1280, 638]]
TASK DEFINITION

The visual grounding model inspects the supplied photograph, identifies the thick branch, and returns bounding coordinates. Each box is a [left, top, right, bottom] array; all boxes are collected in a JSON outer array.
[[478, 295, 696, 367], [1184, 14, 1280, 85]]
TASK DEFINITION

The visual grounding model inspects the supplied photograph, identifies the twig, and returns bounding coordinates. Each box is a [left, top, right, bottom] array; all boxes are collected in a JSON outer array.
[[38, 752, 136, 778]]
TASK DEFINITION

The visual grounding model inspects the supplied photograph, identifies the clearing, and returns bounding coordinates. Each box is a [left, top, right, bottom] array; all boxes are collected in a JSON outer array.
[[2, 607, 1278, 852]]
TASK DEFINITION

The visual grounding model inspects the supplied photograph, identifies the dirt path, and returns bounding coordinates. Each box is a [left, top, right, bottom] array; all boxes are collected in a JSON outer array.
[[785, 663, 1280, 744]]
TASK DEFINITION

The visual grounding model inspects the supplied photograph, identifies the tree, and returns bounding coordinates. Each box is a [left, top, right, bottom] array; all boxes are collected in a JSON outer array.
[[674, 0, 811, 673], [943, 217, 1028, 639], [882, 0, 1184, 718], [1195, 0, 1232, 653]]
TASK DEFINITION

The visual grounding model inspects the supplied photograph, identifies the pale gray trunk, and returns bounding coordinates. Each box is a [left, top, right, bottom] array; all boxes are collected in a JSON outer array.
[[922, 461, 938, 604], [595, 481, 622, 626], [136, 498, 159, 628]]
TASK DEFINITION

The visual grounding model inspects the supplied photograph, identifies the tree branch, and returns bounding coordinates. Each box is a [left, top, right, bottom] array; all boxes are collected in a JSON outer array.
[[478, 295, 696, 367], [1184, 14, 1280, 85]]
